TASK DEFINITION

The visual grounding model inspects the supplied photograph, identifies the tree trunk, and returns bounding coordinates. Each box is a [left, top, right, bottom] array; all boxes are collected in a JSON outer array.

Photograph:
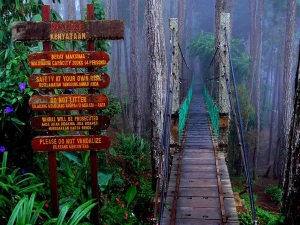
[[253, 0, 263, 181], [145, 0, 167, 189], [268, 59, 279, 165], [67, 0, 76, 20], [280, 0, 297, 188], [282, 40, 300, 225], [131, 0, 141, 138]]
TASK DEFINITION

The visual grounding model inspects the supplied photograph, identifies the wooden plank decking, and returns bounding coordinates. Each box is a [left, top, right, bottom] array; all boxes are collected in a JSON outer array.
[[162, 78, 239, 225]]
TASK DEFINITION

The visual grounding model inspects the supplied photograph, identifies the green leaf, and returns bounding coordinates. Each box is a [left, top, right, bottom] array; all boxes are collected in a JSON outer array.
[[125, 185, 137, 208], [31, 14, 42, 22], [67, 199, 96, 225], [11, 118, 25, 126], [17, 183, 44, 194], [1, 151, 8, 176], [61, 152, 83, 165], [108, 148, 117, 156], [7, 197, 26, 225], [56, 203, 71, 225], [97, 171, 112, 191], [0, 31, 4, 42]]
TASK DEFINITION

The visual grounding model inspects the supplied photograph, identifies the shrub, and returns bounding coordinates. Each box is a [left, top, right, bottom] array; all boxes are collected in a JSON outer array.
[[264, 185, 282, 204]]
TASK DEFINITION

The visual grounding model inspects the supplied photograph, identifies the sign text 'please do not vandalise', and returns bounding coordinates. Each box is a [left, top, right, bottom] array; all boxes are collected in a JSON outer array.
[[29, 94, 108, 111], [30, 115, 110, 131], [31, 135, 111, 152], [28, 51, 109, 68], [29, 73, 110, 90]]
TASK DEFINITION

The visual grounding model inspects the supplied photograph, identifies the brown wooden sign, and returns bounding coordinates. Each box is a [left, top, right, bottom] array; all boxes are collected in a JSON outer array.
[[29, 94, 108, 111], [28, 73, 110, 89], [12, 20, 124, 42], [30, 115, 110, 131], [28, 51, 109, 68], [31, 135, 110, 151]]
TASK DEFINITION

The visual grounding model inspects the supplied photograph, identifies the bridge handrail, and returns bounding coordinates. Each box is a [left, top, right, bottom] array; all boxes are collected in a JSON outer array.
[[178, 75, 194, 138], [202, 78, 220, 137]]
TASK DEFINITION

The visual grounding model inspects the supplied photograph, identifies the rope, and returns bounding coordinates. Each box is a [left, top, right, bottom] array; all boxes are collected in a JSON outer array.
[[178, 43, 192, 71], [205, 45, 220, 70], [224, 27, 257, 225]]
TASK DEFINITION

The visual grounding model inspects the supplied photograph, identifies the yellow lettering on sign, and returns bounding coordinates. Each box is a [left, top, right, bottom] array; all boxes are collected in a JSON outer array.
[[40, 138, 57, 145], [50, 32, 87, 41]]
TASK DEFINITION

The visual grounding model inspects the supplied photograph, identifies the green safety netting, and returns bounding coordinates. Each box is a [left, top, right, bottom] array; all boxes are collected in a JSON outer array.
[[178, 75, 194, 138], [202, 81, 219, 137]]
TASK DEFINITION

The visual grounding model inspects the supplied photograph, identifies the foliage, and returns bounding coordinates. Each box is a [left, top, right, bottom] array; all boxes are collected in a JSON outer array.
[[188, 30, 250, 83], [264, 185, 282, 204], [233, 184, 285, 225], [113, 132, 151, 177], [0, 152, 44, 222], [44, 199, 96, 225], [100, 194, 140, 225], [0, 0, 47, 168], [102, 94, 122, 117], [7, 193, 49, 225]]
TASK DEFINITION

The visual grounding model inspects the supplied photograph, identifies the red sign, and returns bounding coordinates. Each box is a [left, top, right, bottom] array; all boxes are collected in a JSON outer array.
[[28, 51, 109, 68], [12, 20, 124, 42], [30, 115, 110, 131], [31, 135, 110, 151], [29, 94, 108, 111], [28, 73, 110, 90]]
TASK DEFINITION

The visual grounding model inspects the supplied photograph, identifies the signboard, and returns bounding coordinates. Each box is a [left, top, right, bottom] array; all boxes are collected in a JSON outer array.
[[31, 135, 111, 151], [28, 51, 109, 68], [30, 115, 110, 131], [29, 94, 108, 110], [12, 20, 124, 42], [28, 73, 110, 89]]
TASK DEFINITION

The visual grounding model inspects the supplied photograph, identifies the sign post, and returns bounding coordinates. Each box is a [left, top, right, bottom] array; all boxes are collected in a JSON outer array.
[[12, 4, 124, 223]]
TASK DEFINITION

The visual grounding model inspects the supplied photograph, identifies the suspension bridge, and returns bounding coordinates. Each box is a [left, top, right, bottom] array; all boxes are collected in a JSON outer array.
[[161, 75, 239, 224], [154, 19, 257, 225]]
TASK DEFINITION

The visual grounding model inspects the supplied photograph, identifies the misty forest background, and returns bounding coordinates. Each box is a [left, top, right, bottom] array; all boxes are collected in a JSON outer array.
[[1, 0, 300, 224]]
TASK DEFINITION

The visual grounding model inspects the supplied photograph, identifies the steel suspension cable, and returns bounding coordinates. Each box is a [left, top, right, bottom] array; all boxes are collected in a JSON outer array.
[[224, 27, 257, 224]]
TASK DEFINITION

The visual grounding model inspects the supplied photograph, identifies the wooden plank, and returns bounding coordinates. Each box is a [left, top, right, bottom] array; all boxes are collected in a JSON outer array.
[[162, 218, 223, 225], [12, 20, 124, 41], [172, 165, 216, 172], [175, 207, 222, 220], [31, 135, 110, 151], [173, 171, 217, 179], [169, 178, 218, 188], [29, 73, 110, 89], [30, 115, 110, 131], [29, 94, 108, 111], [28, 51, 109, 68], [177, 196, 220, 208], [182, 158, 216, 165], [176, 187, 220, 197]]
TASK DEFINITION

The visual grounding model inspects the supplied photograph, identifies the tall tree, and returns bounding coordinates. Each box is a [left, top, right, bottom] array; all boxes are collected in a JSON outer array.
[[280, 0, 297, 186], [131, 0, 142, 138], [281, 41, 300, 225], [145, 0, 167, 188], [67, 0, 76, 20], [253, 0, 263, 180]]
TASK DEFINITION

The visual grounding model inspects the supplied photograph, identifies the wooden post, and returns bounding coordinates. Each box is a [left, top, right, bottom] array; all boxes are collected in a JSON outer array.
[[169, 18, 180, 153], [42, 5, 59, 217], [218, 13, 231, 150], [87, 4, 100, 225]]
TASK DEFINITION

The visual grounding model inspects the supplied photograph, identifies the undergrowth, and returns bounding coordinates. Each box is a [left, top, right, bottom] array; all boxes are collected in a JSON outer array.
[[232, 183, 285, 225]]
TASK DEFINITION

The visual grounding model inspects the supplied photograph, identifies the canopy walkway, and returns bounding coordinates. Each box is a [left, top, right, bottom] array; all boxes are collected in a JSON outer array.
[[160, 75, 239, 225]]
